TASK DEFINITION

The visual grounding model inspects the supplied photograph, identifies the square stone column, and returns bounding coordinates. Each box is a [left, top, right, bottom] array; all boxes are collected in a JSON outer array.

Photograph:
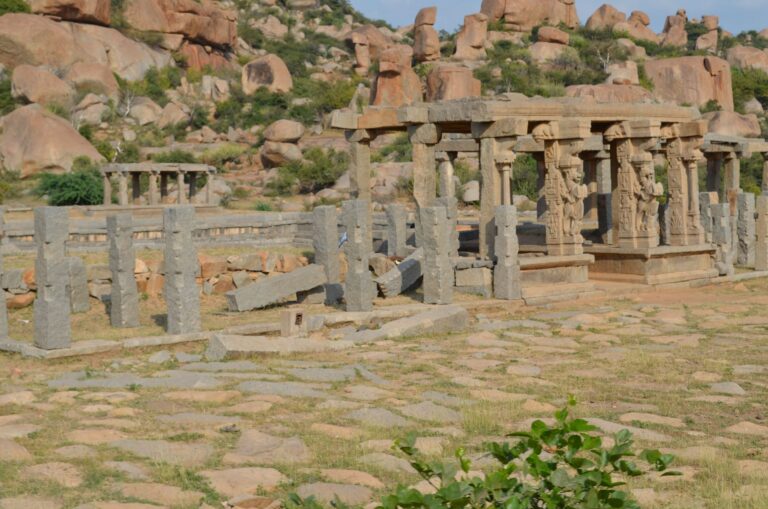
[[436, 196, 459, 258], [313, 205, 343, 305], [67, 257, 90, 314], [206, 171, 215, 204], [108, 213, 140, 328], [479, 137, 500, 259], [762, 154, 768, 196], [160, 173, 169, 201], [532, 120, 591, 256], [347, 130, 372, 202], [118, 173, 129, 206], [342, 199, 374, 312], [0, 246, 8, 340], [420, 206, 453, 305], [385, 204, 408, 258], [706, 153, 723, 195], [177, 172, 187, 204], [33, 207, 71, 350], [661, 121, 707, 247], [699, 192, 718, 243], [596, 155, 612, 244], [711, 203, 735, 276], [437, 152, 455, 198], [493, 205, 522, 300], [163, 206, 201, 334], [409, 124, 440, 211], [737, 192, 756, 267], [724, 152, 741, 215], [756, 195, 768, 270], [103, 174, 112, 206], [148, 171, 160, 206], [604, 120, 663, 249]]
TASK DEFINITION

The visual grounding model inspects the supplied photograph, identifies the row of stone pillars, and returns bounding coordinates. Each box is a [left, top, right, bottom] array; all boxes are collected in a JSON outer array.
[[102, 170, 216, 207]]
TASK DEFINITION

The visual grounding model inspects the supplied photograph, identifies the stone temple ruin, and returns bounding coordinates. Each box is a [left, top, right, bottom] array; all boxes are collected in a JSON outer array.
[[2, 95, 768, 359]]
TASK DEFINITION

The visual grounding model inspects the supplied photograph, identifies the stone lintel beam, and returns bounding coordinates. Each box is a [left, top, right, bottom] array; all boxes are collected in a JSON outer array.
[[330, 109, 359, 130], [660, 120, 708, 141], [513, 134, 604, 153], [435, 139, 479, 152], [471, 118, 528, 139], [358, 108, 403, 129], [408, 123, 441, 145], [531, 119, 591, 142], [398, 105, 429, 124], [604, 119, 662, 142]]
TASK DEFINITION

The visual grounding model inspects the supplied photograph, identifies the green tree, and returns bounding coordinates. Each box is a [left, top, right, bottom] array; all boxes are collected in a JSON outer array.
[[36, 157, 104, 206]]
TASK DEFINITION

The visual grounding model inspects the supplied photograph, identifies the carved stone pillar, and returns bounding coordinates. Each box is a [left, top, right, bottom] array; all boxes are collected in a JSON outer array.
[[532, 120, 590, 257], [724, 152, 741, 215], [206, 171, 215, 204], [177, 172, 187, 204], [497, 151, 516, 206], [103, 174, 112, 206], [118, 172, 129, 206], [437, 152, 455, 198], [148, 171, 159, 206], [662, 121, 706, 247], [409, 123, 440, 210], [347, 129, 372, 202], [605, 120, 663, 249]]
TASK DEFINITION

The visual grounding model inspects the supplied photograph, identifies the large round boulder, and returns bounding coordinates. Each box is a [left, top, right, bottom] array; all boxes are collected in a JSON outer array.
[[11, 65, 75, 107], [241, 54, 293, 94], [260, 141, 302, 168], [264, 120, 305, 143], [64, 62, 120, 101], [0, 104, 104, 177], [645, 56, 734, 112], [585, 4, 626, 30], [703, 111, 761, 138]]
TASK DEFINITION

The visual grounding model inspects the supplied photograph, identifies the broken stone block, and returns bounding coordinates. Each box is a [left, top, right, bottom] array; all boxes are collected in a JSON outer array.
[[226, 265, 327, 312], [206, 334, 352, 361], [280, 309, 307, 337], [455, 267, 492, 297], [343, 306, 469, 343], [376, 248, 423, 298]]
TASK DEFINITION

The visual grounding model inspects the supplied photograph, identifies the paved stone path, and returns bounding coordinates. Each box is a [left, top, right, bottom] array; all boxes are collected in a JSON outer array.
[[1, 281, 768, 508]]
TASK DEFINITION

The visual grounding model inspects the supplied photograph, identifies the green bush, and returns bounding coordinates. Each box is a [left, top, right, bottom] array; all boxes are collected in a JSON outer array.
[[36, 157, 104, 206], [376, 134, 412, 163], [120, 67, 182, 107], [290, 400, 677, 509], [513, 154, 540, 200], [200, 144, 247, 170], [731, 67, 768, 113], [0, 79, 18, 116], [0, 0, 30, 15], [152, 149, 198, 164], [0, 170, 21, 204], [700, 99, 722, 113], [267, 148, 348, 195], [253, 200, 273, 211]]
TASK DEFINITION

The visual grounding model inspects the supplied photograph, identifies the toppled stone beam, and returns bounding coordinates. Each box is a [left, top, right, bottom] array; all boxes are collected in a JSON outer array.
[[376, 248, 424, 298], [226, 264, 327, 312], [342, 306, 469, 343], [206, 334, 353, 361]]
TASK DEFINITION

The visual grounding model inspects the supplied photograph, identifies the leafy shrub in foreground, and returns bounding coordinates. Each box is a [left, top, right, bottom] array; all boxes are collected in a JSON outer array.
[[290, 400, 677, 509], [36, 157, 104, 206], [267, 148, 348, 196]]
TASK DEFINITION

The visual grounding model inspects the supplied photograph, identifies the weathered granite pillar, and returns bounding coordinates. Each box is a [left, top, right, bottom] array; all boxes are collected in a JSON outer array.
[[342, 199, 374, 312], [33, 207, 71, 350], [437, 152, 455, 198], [662, 122, 706, 247], [108, 213, 140, 328], [480, 137, 500, 259], [148, 171, 159, 206], [756, 195, 768, 271], [163, 206, 201, 334], [582, 156, 598, 223], [420, 206, 452, 305], [493, 205, 522, 300], [436, 196, 459, 258], [737, 192, 756, 267], [118, 173, 129, 206], [206, 170, 215, 204], [386, 204, 408, 258], [103, 174, 112, 206], [67, 257, 89, 313], [131, 173, 141, 204], [724, 152, 741, 215], [699, 192, 718, 243], [409, 124, 439, 210], [177, 172, 187, 204], [712, 203, 735, 276], [347, 130, 372, 202], [313, 205, 343, 305], [532, 120, 591, 256], [497, 151, 515, 206], [189, 172, 198, 201], [762, 155, 768, 196], [160, 173, 169, 200], [596, 155, 612, 244], [706, 153, 722, 195]]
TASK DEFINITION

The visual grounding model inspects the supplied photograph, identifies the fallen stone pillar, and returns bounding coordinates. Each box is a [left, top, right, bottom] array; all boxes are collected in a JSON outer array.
[[226, 264, 327, 312], [67, 257, 90, 314], [421, 206, 453, 305], [493, 205, 522, 300], [343, 305, 469, 343], [313, 205, 343, 304], [711, 203, 735, 276], [376, 248, 424, 298], [108, 213, 140, 328], [737, 192, 755, 267], [386, 204, 408, 258], [33, 207, 71, 350], [342, 199, 375, 312], [756, 195, 768, 271], [163, 206, 201, 334]]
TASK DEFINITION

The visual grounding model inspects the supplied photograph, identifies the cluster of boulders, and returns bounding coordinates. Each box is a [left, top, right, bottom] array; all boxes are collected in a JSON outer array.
[[260, 120, 305, 169], [1, 250, 312, 309]]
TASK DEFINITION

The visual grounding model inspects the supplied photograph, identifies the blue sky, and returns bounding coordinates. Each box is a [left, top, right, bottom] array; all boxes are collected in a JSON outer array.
[[349, 0, 767, 35]]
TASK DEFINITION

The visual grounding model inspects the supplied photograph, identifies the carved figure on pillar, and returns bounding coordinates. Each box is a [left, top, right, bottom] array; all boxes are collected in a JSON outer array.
[[635, 160, 663, 233]]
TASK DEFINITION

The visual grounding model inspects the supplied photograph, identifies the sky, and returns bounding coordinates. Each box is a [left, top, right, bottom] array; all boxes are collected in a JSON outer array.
[[349, 0, 767, 35]]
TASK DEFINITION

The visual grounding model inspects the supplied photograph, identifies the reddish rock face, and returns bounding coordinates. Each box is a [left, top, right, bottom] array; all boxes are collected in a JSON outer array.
[[537, 26, 569, 45], [503, 0, 579, 32], [585, 4, 626, 31], [413, 7, 440, 63], [454, 13, 489, 60], [426, 65, 481, 102], [613, 10, 659, 44], [661, 13, 688, 48], [371, 45, 423, 108], [727, 46, 768, 74], [345, 25, 392, 62], [241, 54, 293, 94], [28, 0, 111, 25], [565, 84, 654, 104], [645, 56, 734, 112], [11, 65, 75, 108], [64, 62, 120, 101], [703, 111, 761, 138], [480, 0, 506, 22], [179, 42, 232, 71]]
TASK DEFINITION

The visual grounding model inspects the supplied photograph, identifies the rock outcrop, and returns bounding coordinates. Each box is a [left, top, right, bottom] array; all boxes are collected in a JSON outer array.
[[585, 4, 625, 31], [566, 84, 654, 103], [480, 0, 505, 22], [696, 15, 719, 52], [530, 42, 572, 66], [29, 0, 111, 25], [371, 45, 422, 108], [426, 65, 481, 102], [454, 13, 488, 60], [703, 111, 761, 138], [538, 26, 569, 45], [613, 11, 660, 44], [350, 31, 371, 75], [0, 104, 103, 177], [242, 54, 293, 94], [605, 61, 638, 85], [63, 62, 120, 101], [645, 56, 734, 111], [502, 0, 579, 32], [661, 9, 688, 48], [727, 45, 768, 74], [11, 65, 75, 107], [345, 25, 392, 62], [413, 7, 440, 63]]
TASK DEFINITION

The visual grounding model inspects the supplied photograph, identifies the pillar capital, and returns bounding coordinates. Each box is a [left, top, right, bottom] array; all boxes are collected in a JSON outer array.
[[408, 123, 441, 145]]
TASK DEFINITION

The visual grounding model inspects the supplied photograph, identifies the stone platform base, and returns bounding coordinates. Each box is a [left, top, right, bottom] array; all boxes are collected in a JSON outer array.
[[586, 244, 718, 285], [519, 254, 600, 304]]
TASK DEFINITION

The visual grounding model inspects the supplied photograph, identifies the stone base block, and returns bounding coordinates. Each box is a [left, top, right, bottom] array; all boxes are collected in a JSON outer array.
[[455, 267, 492, 297], [586, 244, 718, 285], [518, 254, 597, 305]]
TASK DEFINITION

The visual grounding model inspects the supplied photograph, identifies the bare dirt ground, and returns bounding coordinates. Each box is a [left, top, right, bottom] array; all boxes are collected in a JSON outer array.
[[1, 279, 767, 509]]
